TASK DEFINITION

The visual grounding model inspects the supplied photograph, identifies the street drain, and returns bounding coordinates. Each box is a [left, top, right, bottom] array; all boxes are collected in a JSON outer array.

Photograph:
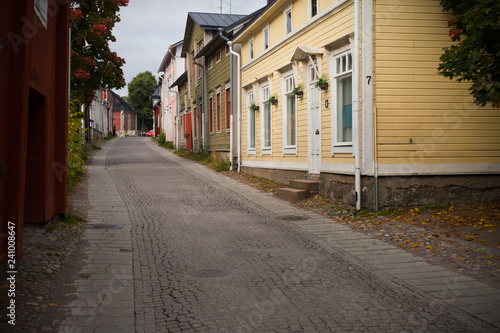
[[278, 215, 310, 221], [189, 269, 230, 278], [89, 224, 124, 230], [224, 251, 259, 258]]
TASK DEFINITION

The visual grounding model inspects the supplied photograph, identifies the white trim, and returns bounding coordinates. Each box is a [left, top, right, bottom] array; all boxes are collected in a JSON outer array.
[[281, 70, 297, 156], [249, 38, 255, 60], [246, 89, 256, 152], [225, 83, 231, 133], [284, 5, 293, 35], [242, 160, 307, 171], [260, 82, 272, 155], [309, 0, 319, 19], [362, 0, 374, 173], [262, 24, 270, 51], [332, 145, 353, 154], [378, 163, 500, 176], [216, 88, 222, 133], [240, 0, 352, 71]]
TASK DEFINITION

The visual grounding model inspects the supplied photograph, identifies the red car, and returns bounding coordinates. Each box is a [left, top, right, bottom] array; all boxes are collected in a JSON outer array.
[[146, 130, 153, 137]]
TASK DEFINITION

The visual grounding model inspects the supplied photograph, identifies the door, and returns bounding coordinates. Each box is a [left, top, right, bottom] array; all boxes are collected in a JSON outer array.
[[185, 113, 193, 151], [308, 66, 321, 174]]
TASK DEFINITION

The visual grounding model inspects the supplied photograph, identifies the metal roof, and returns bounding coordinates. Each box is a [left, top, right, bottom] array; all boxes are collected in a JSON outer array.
[[188, 12, 248, 30]]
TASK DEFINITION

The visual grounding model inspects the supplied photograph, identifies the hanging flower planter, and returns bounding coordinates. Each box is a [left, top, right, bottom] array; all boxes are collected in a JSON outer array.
[[267, 94, 278, 106], [184, 133, 190, 138], [292, 84, 304, 97], [315, 74, 329, 91], [250, 102, 259, 111]]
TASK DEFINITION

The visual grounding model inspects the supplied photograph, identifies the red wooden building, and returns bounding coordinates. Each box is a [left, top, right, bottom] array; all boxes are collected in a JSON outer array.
[[110, 90, 138, 135], [0, 0, 70, 260]]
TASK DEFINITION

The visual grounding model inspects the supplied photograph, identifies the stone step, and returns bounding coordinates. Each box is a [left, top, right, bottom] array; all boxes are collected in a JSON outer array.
[[277, 188, 309, 202], [289, 179, 322, 191]]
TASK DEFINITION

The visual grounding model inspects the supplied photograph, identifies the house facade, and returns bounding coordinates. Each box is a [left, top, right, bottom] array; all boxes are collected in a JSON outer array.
[[171, 72, 191, 150], [89, 89, 113, 141], [0, 0, 70, 259], [158, 40, 184, 146], [152, 86, 161, 137], [180, 12, 249, 153], [233, 0, 500, 208], [110, 90, 138, 136]]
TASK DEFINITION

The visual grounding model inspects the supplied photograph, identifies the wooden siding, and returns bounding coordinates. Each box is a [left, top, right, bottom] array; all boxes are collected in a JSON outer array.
[[374, 0, 500, 166], [241, 2, 354, 167], [206, 45, 231, 151]]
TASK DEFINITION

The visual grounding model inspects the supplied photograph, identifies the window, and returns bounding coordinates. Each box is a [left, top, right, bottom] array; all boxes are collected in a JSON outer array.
[[194, 106, 197, 138], [226, 87, 231, 130], [311, 0, 318, 17], [261, 85, 271, 152], [248, 92, 256, 152], [283, 74, 296, 152], [191, 52, 195, 82], [209, 96, 213, 133], [249, 39, 254, 60], [216, 49, 221, 63], [208, 57, 213, 69], [334, 52, 353, 144], [263, 27, 269, 50], [285, 7, 293, 34], [34, 0, 47, 29], [216, 91, 221, 132], [199, 102, 203, 138], [226, 44, 230, 55]]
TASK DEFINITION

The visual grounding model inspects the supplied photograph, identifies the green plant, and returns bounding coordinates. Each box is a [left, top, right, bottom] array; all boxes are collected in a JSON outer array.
[[213, 159, 231, 172], [164, 141, 175, 149], [250, 101, 259, 111], [315, 74, 328, 89], [267, 94, 278, 105], [292, 84, 304, 97], [158, 132, 166, 145]]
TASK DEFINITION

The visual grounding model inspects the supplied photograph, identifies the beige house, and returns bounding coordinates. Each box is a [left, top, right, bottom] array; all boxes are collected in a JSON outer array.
[[232, 0, 500, 209]]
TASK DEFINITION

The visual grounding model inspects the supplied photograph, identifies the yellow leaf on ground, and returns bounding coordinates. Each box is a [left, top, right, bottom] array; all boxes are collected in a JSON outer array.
[[48, 303, 58, 307]]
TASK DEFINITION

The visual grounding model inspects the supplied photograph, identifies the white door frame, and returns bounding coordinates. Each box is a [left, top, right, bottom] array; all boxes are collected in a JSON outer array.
[[308, 64, 321, 175]]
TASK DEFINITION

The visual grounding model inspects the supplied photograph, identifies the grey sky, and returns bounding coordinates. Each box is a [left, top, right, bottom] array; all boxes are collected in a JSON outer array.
[[111, 0, 267, 96]]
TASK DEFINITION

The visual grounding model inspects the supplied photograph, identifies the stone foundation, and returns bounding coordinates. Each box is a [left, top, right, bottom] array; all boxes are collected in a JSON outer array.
[[241, 166, 500, 209]]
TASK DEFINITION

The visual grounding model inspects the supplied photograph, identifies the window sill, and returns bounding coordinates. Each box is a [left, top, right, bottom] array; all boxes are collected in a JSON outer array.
[[332, 145, 352, 154]]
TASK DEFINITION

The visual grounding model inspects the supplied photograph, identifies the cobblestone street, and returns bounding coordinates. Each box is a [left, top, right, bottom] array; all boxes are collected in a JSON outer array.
[[47, 137, 497, 332]]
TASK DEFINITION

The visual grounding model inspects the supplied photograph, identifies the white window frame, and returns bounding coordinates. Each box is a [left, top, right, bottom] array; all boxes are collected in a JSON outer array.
[[263, 25, 269, 51], [331, 44, 353, 154], [284, 5, 293, 35], [282, 72, 297, 155], [249, 38, 254, 60], [216, 88, 222, 133], [216, 49, 222, 63], [260, 83, 272, 155], [208, 57, 213, 70], [34, 0, 48, 29], [246, 90, 256, 155], [225, 83, 231, 132], [209, 93, 214, 134]]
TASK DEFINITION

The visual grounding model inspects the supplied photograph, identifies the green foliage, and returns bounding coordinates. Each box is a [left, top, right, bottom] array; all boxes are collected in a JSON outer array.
[[157, 132, 166, 145], [67, 98, 87, 191], [127, 71, 157, 130], [438, 0, 500, 108], [164, 141, 175, 149], [212, 159, 231, 172], [70, 0, 128, 106]]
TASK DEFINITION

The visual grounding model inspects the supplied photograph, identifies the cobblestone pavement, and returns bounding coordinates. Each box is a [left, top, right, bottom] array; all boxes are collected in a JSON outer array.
[[96, 137, 496, 332]]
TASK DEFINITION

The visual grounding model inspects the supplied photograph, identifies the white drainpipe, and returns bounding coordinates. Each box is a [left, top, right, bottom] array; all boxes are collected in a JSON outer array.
[[227, 41, 241, 172], [354, 0, 361, 211]]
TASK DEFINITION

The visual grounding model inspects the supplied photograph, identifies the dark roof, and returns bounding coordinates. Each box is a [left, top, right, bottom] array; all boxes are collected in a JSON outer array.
[[158, 40, 183, 72], [189, 12, 248, 30], [110, 90, 138, 113], [194, 8, 264, 59], [182, 12, 249, 57], [169, 71, 187, 89], [232, 0, 277, 41], [151, 86, 161, 101]]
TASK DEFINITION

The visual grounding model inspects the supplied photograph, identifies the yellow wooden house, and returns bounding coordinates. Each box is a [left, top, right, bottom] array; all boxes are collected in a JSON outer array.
[[231, 0, 500, 209]]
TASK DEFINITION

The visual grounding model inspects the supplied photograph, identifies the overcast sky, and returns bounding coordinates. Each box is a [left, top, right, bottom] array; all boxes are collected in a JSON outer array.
[[110, 0, 267, 96]]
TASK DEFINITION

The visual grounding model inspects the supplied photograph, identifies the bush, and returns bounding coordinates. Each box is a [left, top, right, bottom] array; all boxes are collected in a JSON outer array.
[[158, 132, 166, 145], [164, 141, 175, 149], [212, 159, 230, 172]]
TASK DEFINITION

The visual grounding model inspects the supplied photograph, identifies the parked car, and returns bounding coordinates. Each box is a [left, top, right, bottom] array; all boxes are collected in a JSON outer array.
[[146, 130, 153, 137]]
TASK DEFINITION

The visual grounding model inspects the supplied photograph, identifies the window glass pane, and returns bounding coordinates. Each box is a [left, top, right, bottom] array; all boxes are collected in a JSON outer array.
[[348, 54, 352, 70], [336, 58, 340, 74], [312, 0, 318, 17], [249, 94, 255, 148], [286, 94, 296, 146], [337, 75, 352, 143], [286, 11, 292, 33], [342, 56, 346, 72]]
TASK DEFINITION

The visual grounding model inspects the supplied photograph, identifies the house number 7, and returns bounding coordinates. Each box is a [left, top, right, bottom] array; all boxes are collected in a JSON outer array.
[[367, 76, 372, 84]]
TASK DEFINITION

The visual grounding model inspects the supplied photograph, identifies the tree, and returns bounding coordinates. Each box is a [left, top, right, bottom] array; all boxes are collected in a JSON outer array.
[[70, 0, 129, 106], [438, 0, 500, 108], [128, 71, 157, 130]]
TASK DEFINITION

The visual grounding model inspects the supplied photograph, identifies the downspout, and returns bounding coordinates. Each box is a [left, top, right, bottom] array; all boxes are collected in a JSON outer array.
[[193, 59, 205, 151], [218, 29, 235, 170], [227, 40, 241, 172], [354, 0, 361, 211]]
